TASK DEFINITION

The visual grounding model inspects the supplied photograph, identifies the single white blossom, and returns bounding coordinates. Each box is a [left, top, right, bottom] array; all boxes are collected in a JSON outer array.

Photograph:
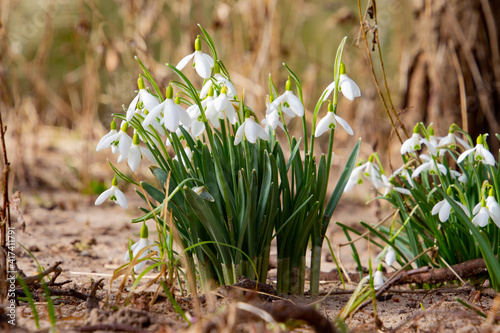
[[380, 174, 411, 196], [401, 126, 423, 154], [267, 78, 304, 117], [344, 164, 365, 192], [95, 176, 128, 209], [175, 36, 214, 79], [234, 117, 269, 145], [411, 155, 447, 178], [486, 193, 500, 227], [314, 103, 353, 137], [262, 109, 284, 131], [123, 224, 160, 272], [439, 130, 471, 151], [96, 119, 118, 153], [322, 63, 361, 101], [457, 135, 495, 166], [432, 197, 469, 223], [472, 201, 491, 227], [385, 247, 396, 266], [126, 77, 159, 122], [120, 133, 155, 172], [143, 85, 191, 132], [213, 86, 238, 124], [373, 270, 385, 290]]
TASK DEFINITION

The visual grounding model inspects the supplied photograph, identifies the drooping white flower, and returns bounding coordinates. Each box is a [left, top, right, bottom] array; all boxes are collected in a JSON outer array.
[[344, 164, 365, 192], [186, 104, 206, 138], [314, 102, 353, 137], [267, 78, 304, 117], [411, 155, 447, 178], [213, 86, 238, 124], [126, 77, 159, 122], [438, 129, 471, 151], [322, 63, 361, 102], [101, 121, 133, 159], [96, 118, 118, 153], [472, 200, 492, 227], [486, 190, 500, 227], [432, 190, 470, 223], [262, 109, 284, 132], [385, 247, 396, 266], [143, 85, 191, 132], [123, 224, 160, 272], [393, 165, 415, 188], [95, 176, 128, 209], [457, 134, 495, 166], [380, 174, 411, 197], [200, 63, 237, 99], [234, 117, 269, 145], [421, 128, 443, 157], [373, 269, 385, 290], [121, 133, 155, 172], [401, 125, 423, 155], [175, 36, 214, 79]]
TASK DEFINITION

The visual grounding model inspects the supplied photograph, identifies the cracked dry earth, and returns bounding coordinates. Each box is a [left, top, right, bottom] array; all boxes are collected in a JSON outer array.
[[2, 189, 498, 333]]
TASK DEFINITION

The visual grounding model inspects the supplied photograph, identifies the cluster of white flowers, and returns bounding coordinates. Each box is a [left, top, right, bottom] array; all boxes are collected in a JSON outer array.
[[94, 34, 362, 271]]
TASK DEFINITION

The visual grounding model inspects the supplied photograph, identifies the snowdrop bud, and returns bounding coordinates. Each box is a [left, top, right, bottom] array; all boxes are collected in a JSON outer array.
[[121, 121, 129, 132], [137, 77, 145, 90], [285, 77, 292, 91], [133, 133, 140, 145], [140, 223, 149, 238], [166, 84, 173, 99], [195, 36, 202, 51]]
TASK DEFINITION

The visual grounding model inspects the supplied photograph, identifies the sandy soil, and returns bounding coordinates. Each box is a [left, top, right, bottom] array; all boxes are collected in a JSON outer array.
[[4, 188, 498, 333]]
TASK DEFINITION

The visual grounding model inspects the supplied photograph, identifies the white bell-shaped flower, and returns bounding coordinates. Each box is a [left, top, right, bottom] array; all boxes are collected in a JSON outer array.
[[126, 77, 159, 122], [314, 102, 353, 137], [123, 224, 160, 272], [411, 154, 447, 178], [267, 78, 304, 117], [457, 134, 495, 166], [234, 116, 269, 145], [96, 118, 118, 153], [322, 63, 361, 102], [431, 188, 470, 223], [121, 133, 155, 172], [213, 86, 238, 124], [175, 36, 214, 79], [200, 63, 237, 99], [401, 125, 423, 155], [95, 176, 128, 209], [143, 85, 191, 132]]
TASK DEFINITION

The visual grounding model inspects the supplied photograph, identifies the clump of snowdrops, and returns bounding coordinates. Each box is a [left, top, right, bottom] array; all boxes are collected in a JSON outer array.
[[95, 25, 361, 295], [344, 122, 500, 291]]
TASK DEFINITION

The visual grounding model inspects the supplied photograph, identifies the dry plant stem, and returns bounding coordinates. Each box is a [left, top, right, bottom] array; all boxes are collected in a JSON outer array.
[[19, 261, 63, 286], [0, 109, 9, 302], [357, 0, 404, 144]]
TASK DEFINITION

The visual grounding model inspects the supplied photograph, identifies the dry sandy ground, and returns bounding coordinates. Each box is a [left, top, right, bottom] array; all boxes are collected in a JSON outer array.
[[3, 189, 499, 332]]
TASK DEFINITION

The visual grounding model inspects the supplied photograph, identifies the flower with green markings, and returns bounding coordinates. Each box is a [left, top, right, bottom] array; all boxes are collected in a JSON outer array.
[[176, 35, 214, 79], [124, 223, 159, 272], [472, 199, 493, 227], [380, 174, 411, 197], [411, 154, 447, 178], [96, 118, 118, 153], [126, 77, 159, 122], [267, 77, 304, 117], [432, 188, 470, 223], [213, 86, 238, 124], [234, 112, 268, 145], [103, 121, 133, 159], [400, 124, 423, 155], [314, 102, 353, 137], [95, 175, 128, 209], [123, 133, 155, 172], [143, 85, 191, 132], [322, 63, 361, 102], [457, 134, 495, 166], [486, 189, 500, 227], [438, 127, 471, 151], [200, 62, 236, 99]]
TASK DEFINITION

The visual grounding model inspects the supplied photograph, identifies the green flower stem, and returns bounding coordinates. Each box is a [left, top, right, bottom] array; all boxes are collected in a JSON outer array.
[[309, 245, 322, 295]]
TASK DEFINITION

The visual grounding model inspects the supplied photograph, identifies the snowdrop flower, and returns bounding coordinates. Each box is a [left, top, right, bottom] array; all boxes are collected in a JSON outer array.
[[363, 156, 384, 189], [314, 102, 353, 137], [126, 77, 159, 122], [234, 116, 269, 145], [373, 269, 385, 290], [123, 224, 160, 272], [421, 128, 443, 157], [344, 164, 365, 192], [411, 155, 447, 178], [101, 121, 133, 159], [322, 63, 361, 102], [472, 199, 493, 227], [95, 176, 128, 209], [432, 188, 470, 222], [457, 134, 495, 166], [165, 125, 194, 147], [380, 174, 411, 196], [186, 104, 206, 138], [262, 109, 284, 132], [203, 85, 224, 128], [143, 85, 191, 132], [438, 128, 471, 151], [486, 189, 500, 227], [175, 35, 214, 79], [122, 133, 155, 172], [96, 118, 118, 153], [200, 62, 236, 99], [385, 247, 396, 266], [401, 125, 423, 155], [450, 170, 468, 184], [393, 165, 415, 188], [213, 86, 238, 124], [267, 78, 304, 117]]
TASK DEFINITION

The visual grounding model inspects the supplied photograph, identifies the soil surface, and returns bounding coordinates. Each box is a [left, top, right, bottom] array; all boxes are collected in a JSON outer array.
[[4, 189, 499, 332]]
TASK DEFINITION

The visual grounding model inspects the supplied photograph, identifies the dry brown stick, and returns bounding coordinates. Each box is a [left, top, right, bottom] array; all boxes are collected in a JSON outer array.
[[18, 261, 63, 286], [0, 109, 10, 303]]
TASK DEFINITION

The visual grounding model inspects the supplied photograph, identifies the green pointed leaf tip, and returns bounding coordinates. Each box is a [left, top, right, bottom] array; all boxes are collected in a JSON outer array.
[[110, 118, 117, 130], [112, 175, 118, 186], [195, 36, 202, 51], [166, 84, 173, 99], [133, 133, 140, 145], [140, 223, 149, 238], [285, 77, 292, 91], [137, 77, 145, 90], [121, 121, 129, 132]]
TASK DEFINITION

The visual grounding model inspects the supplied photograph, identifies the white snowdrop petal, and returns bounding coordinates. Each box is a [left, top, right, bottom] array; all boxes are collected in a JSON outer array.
[[119, 134, 132, 158], [286, 93, 304, 117], [234, 123, 246, 145], [314, 113, 335, 137], [140, 90, 160, 112], [95, 188, 113, 206], [128, 146, 141, 172], [142, 104, 163, 127], [431, 201, 445, 216], [126, 94, 140, 121], [194, 52, 212, 79], [140, 147, 155, 163], [321, 81, 336, 102], [439, 201, 452, 222], [335, 115, 354, 135], [114, 188, 128, 209], [457, 148, 475, 164], [176, 52, 195, 71], [202, 52, 215, 68], [96, 131, 118, 151]]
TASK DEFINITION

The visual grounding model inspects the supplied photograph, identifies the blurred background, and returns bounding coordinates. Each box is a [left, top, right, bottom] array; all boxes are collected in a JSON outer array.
[[1, 0, 499, 201]]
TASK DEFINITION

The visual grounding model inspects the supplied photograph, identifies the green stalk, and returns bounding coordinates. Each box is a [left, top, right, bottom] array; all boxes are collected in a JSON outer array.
[[309, 245, 322, 296]]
